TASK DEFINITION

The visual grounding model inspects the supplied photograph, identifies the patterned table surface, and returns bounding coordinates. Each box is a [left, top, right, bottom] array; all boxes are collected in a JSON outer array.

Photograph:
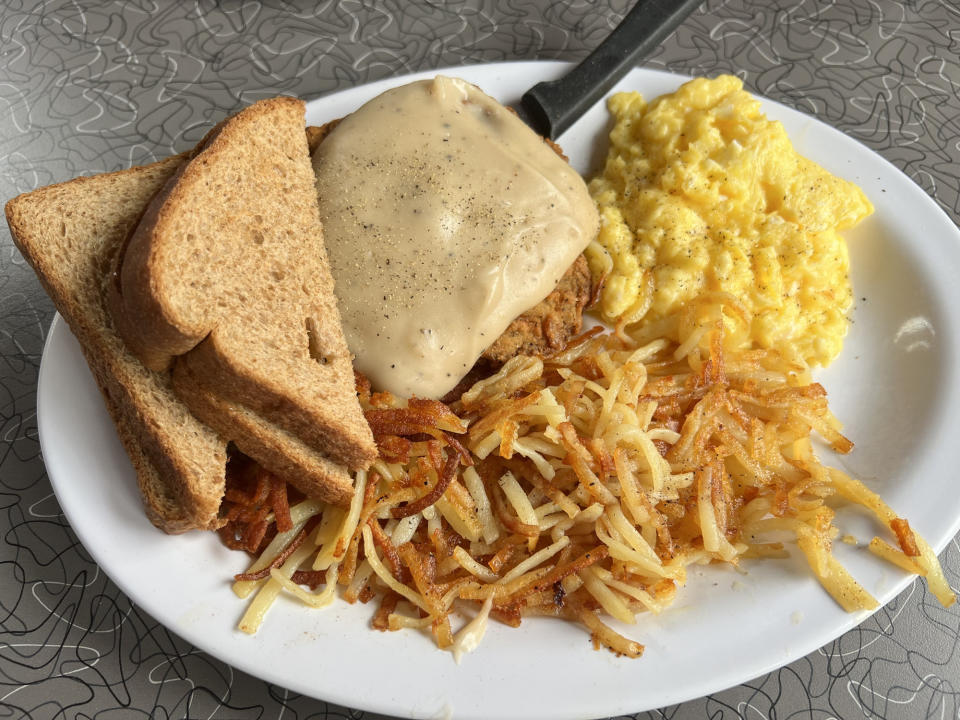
[[2, 1, 959, 718]]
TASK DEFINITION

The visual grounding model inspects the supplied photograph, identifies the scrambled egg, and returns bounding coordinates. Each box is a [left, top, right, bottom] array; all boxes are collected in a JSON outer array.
[[587, 75, 873, 366]]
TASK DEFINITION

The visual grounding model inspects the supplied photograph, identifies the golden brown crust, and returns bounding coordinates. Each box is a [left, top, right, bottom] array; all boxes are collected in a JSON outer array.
[[481, 254, 592, 365], [306, 119, 340, 153]]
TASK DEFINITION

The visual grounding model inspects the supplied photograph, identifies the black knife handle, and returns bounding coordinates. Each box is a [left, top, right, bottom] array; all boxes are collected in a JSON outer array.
[[521, 0, 703, 140]]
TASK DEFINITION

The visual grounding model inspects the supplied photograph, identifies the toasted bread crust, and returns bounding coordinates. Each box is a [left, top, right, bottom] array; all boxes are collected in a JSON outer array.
[[5, 158, 229, 533], [111, 98, 376, 491], [106, 118, 240, 372], [6, 117, 363, 532], [106, 158, 198, 371], [177, 329, 372, 470], [172, 360, 354, 506]]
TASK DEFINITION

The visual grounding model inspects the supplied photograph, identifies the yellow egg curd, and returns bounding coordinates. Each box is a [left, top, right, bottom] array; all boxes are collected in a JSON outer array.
[[587, 75, 873, 367]]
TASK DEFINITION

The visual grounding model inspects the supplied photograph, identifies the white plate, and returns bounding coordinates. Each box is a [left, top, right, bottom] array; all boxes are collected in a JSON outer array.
[[37, 62, 960, 719]]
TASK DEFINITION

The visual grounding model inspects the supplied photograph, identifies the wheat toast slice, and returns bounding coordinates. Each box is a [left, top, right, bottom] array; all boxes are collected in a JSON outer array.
[[5, 157, 229, 533], [172, 359, 354, 506], [109, 98, 376, 492]]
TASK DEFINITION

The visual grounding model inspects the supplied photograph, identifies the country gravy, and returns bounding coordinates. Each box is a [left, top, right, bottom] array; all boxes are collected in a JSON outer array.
[[312, 76, 599, 398]]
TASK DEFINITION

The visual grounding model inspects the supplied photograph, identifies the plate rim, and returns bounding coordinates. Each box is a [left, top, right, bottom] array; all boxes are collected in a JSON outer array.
[[36, 59, 960, 719]]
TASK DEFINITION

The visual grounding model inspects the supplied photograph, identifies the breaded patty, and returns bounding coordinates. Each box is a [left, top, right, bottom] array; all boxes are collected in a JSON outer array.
[[310, 121, 593, 369], [481, 254, 592, 364]]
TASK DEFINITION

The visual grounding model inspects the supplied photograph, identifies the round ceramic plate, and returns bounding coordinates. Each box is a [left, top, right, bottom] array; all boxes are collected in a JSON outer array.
[[37, 62, 960, 720]]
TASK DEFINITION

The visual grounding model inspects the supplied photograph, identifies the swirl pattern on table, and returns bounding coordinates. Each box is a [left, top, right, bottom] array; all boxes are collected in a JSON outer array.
[[1, 1, 958, 718]]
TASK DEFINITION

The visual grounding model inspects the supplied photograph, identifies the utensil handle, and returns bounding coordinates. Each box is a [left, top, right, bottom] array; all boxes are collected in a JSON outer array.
[[521, 0, 702, 139]]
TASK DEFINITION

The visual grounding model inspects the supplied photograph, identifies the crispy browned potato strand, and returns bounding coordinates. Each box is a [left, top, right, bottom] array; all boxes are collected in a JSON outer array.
[[223, 295, 954, 657]]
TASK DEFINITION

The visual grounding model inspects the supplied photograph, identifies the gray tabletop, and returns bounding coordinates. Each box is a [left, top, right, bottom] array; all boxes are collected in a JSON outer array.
[[2, 1, 959, 718]]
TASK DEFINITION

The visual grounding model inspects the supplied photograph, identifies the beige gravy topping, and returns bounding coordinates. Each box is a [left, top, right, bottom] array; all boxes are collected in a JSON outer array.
[[312, 76, 600, 398]]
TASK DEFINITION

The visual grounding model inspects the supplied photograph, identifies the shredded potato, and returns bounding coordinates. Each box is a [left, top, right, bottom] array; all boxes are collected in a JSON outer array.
[[221, 296, 954, 658]]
